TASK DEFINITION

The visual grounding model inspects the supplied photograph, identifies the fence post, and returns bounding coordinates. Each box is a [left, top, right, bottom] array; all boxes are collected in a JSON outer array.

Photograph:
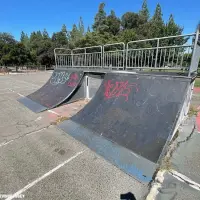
[[125, 43, 129, 70], [189, 27, 200, 77], [71, 50, 74, 67], [102, 45, 104, 68], [122, 43, 125, 70], [54, 49, 57, 68], [154, 38, 159, 68]]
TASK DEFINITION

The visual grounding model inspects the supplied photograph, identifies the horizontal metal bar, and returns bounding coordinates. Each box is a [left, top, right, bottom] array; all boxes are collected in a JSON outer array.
[[104, 50, 125, 53], [127, 33, 195, 46], [72, 48, 86, 53]]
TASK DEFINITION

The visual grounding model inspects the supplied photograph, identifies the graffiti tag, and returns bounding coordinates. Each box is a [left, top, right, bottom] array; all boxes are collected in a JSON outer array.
[[104, 80, 138, 101], [50, 72, 70, 85], [67, 73, 79, 87]]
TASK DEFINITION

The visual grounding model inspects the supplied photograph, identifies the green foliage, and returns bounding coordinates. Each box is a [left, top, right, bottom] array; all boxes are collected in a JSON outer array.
[[92, 3, 108, 33], [106, 10, 120, 35], [121, 12, 139, 30], [138, 0, 150, 24], [0, 1, 185, 67], [79, 17, 85, 36], [150, 4, 165, 38]]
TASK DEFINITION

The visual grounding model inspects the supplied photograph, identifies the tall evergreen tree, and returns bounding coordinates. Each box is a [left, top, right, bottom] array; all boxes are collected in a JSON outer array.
[[79, 17, 85, 36], [150, 4, 165, 37], [87, 26, 91, 33], [106, 10, 120, 35], [20, 31, 29, 49], [61, 24, 67, 34], [138, 0, 149, 24], [92, 3, 108, 33], [42, 29, 49, 40], [165, 14, 183, 36]]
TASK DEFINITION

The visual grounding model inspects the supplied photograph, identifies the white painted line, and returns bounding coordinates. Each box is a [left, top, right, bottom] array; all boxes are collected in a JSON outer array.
[[27, 127, 47, 136], [0, 140, 14, 147], [34, 116, 42, 122], [17, 93, 25, 97], [5, 150, 85, 200], [0, 127, 47, 148], [48, 110, 60, 116], [170, 170, 200, 191]]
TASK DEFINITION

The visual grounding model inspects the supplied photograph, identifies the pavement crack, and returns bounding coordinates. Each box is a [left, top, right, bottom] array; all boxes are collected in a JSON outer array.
[[160, 122, 196, 171], [176, 124, 196, 148]]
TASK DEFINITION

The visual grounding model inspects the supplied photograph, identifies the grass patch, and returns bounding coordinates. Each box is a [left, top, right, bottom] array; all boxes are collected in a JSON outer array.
[[50, 116, 69, 125], [195, 78, 200, 87], [188, 106, 198, 117]]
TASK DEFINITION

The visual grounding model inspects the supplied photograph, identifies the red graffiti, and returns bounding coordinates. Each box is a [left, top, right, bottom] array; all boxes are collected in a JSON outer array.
[[104, 80, 138, 101], [67, 73, 79, 87], [70, 73, 79, 80]]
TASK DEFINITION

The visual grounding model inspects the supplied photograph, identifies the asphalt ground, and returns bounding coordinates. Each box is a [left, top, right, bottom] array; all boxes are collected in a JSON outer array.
[[0, 72, 148, 200]]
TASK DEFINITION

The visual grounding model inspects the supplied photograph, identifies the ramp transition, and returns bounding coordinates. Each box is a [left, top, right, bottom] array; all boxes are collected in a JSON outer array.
[[58, 72, 191, 183], [18, 69, 84, 113]]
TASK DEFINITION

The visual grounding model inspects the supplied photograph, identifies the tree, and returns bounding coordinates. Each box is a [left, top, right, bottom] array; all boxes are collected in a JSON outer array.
[[165, 14, 183, 36], [92, 3, 108, 33], [79, 17, 85, 36], [150, 4, 165, 38], [106, 10, 120, 35], [20, 31, 30, 49], [87, 26, 91, 33], [69, 24, 86, 48], [0, 33, 16, 45], [121, 12, 139, 30], [138, 0, 149, 24], [43, 29, 49, 40], [52, 24, 69, 47], [119, 29, 138, 44]]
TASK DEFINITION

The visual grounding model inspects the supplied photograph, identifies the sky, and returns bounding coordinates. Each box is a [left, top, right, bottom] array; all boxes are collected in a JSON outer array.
[[1, 0, 199, 41]]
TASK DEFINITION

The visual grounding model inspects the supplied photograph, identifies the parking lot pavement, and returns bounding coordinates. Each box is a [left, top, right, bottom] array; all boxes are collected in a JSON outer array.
[[0, 72, 148, 200]]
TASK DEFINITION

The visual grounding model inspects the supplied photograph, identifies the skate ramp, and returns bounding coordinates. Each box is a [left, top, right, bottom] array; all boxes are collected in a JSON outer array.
[[58, 72, 190, 182], [18, 69, 84, 112]]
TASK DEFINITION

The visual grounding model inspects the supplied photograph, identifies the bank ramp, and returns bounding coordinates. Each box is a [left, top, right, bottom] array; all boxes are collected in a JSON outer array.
[[18, 69, 84, 113], [58, 72, 191, 183]]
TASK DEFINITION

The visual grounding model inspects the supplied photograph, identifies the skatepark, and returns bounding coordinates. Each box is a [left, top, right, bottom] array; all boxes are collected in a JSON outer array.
[[0, 27, 200, 200]]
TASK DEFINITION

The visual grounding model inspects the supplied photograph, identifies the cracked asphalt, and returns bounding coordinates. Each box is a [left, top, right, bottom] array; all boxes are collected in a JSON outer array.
[[0, 72, 148, 200]]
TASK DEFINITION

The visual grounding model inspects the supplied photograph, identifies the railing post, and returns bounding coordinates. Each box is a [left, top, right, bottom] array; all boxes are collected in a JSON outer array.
[[71, 50, 74, 67], [54, 49, 57, 68], [122, 43, 125, 70], [84, 48, 86, 66], [154, 38, 159, 68], [189, 26, 200, 77], [102, 45, 105, 68], [125, 43, 129, 70]]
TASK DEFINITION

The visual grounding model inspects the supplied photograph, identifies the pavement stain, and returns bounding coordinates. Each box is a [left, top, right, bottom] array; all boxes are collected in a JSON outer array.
[[50, 116, 69, 125]]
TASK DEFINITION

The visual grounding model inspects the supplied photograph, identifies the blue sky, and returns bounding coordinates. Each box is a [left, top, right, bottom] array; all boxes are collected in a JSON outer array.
[[1, 0, 199, 41]]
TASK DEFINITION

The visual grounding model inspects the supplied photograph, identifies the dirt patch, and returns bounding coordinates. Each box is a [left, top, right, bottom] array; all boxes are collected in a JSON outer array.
[[188, 106, 198, 117], [50, 116, 69, 125]]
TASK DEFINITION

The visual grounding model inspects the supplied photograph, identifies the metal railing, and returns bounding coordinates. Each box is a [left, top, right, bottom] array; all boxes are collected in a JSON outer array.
[[103, 43, 125, 70], [126, 33, 195, 70], [54, 28, 200, 76], [54, 48, 72, 67]]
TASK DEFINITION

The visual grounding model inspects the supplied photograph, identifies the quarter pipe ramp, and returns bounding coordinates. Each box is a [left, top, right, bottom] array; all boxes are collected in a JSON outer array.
[[18, 69, 84, 112], [58, 72, 191, 183]]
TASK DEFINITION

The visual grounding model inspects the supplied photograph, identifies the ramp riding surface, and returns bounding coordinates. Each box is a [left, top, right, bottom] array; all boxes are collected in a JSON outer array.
[[58, 73, 191, 183], [18, 69, 84, 112]]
